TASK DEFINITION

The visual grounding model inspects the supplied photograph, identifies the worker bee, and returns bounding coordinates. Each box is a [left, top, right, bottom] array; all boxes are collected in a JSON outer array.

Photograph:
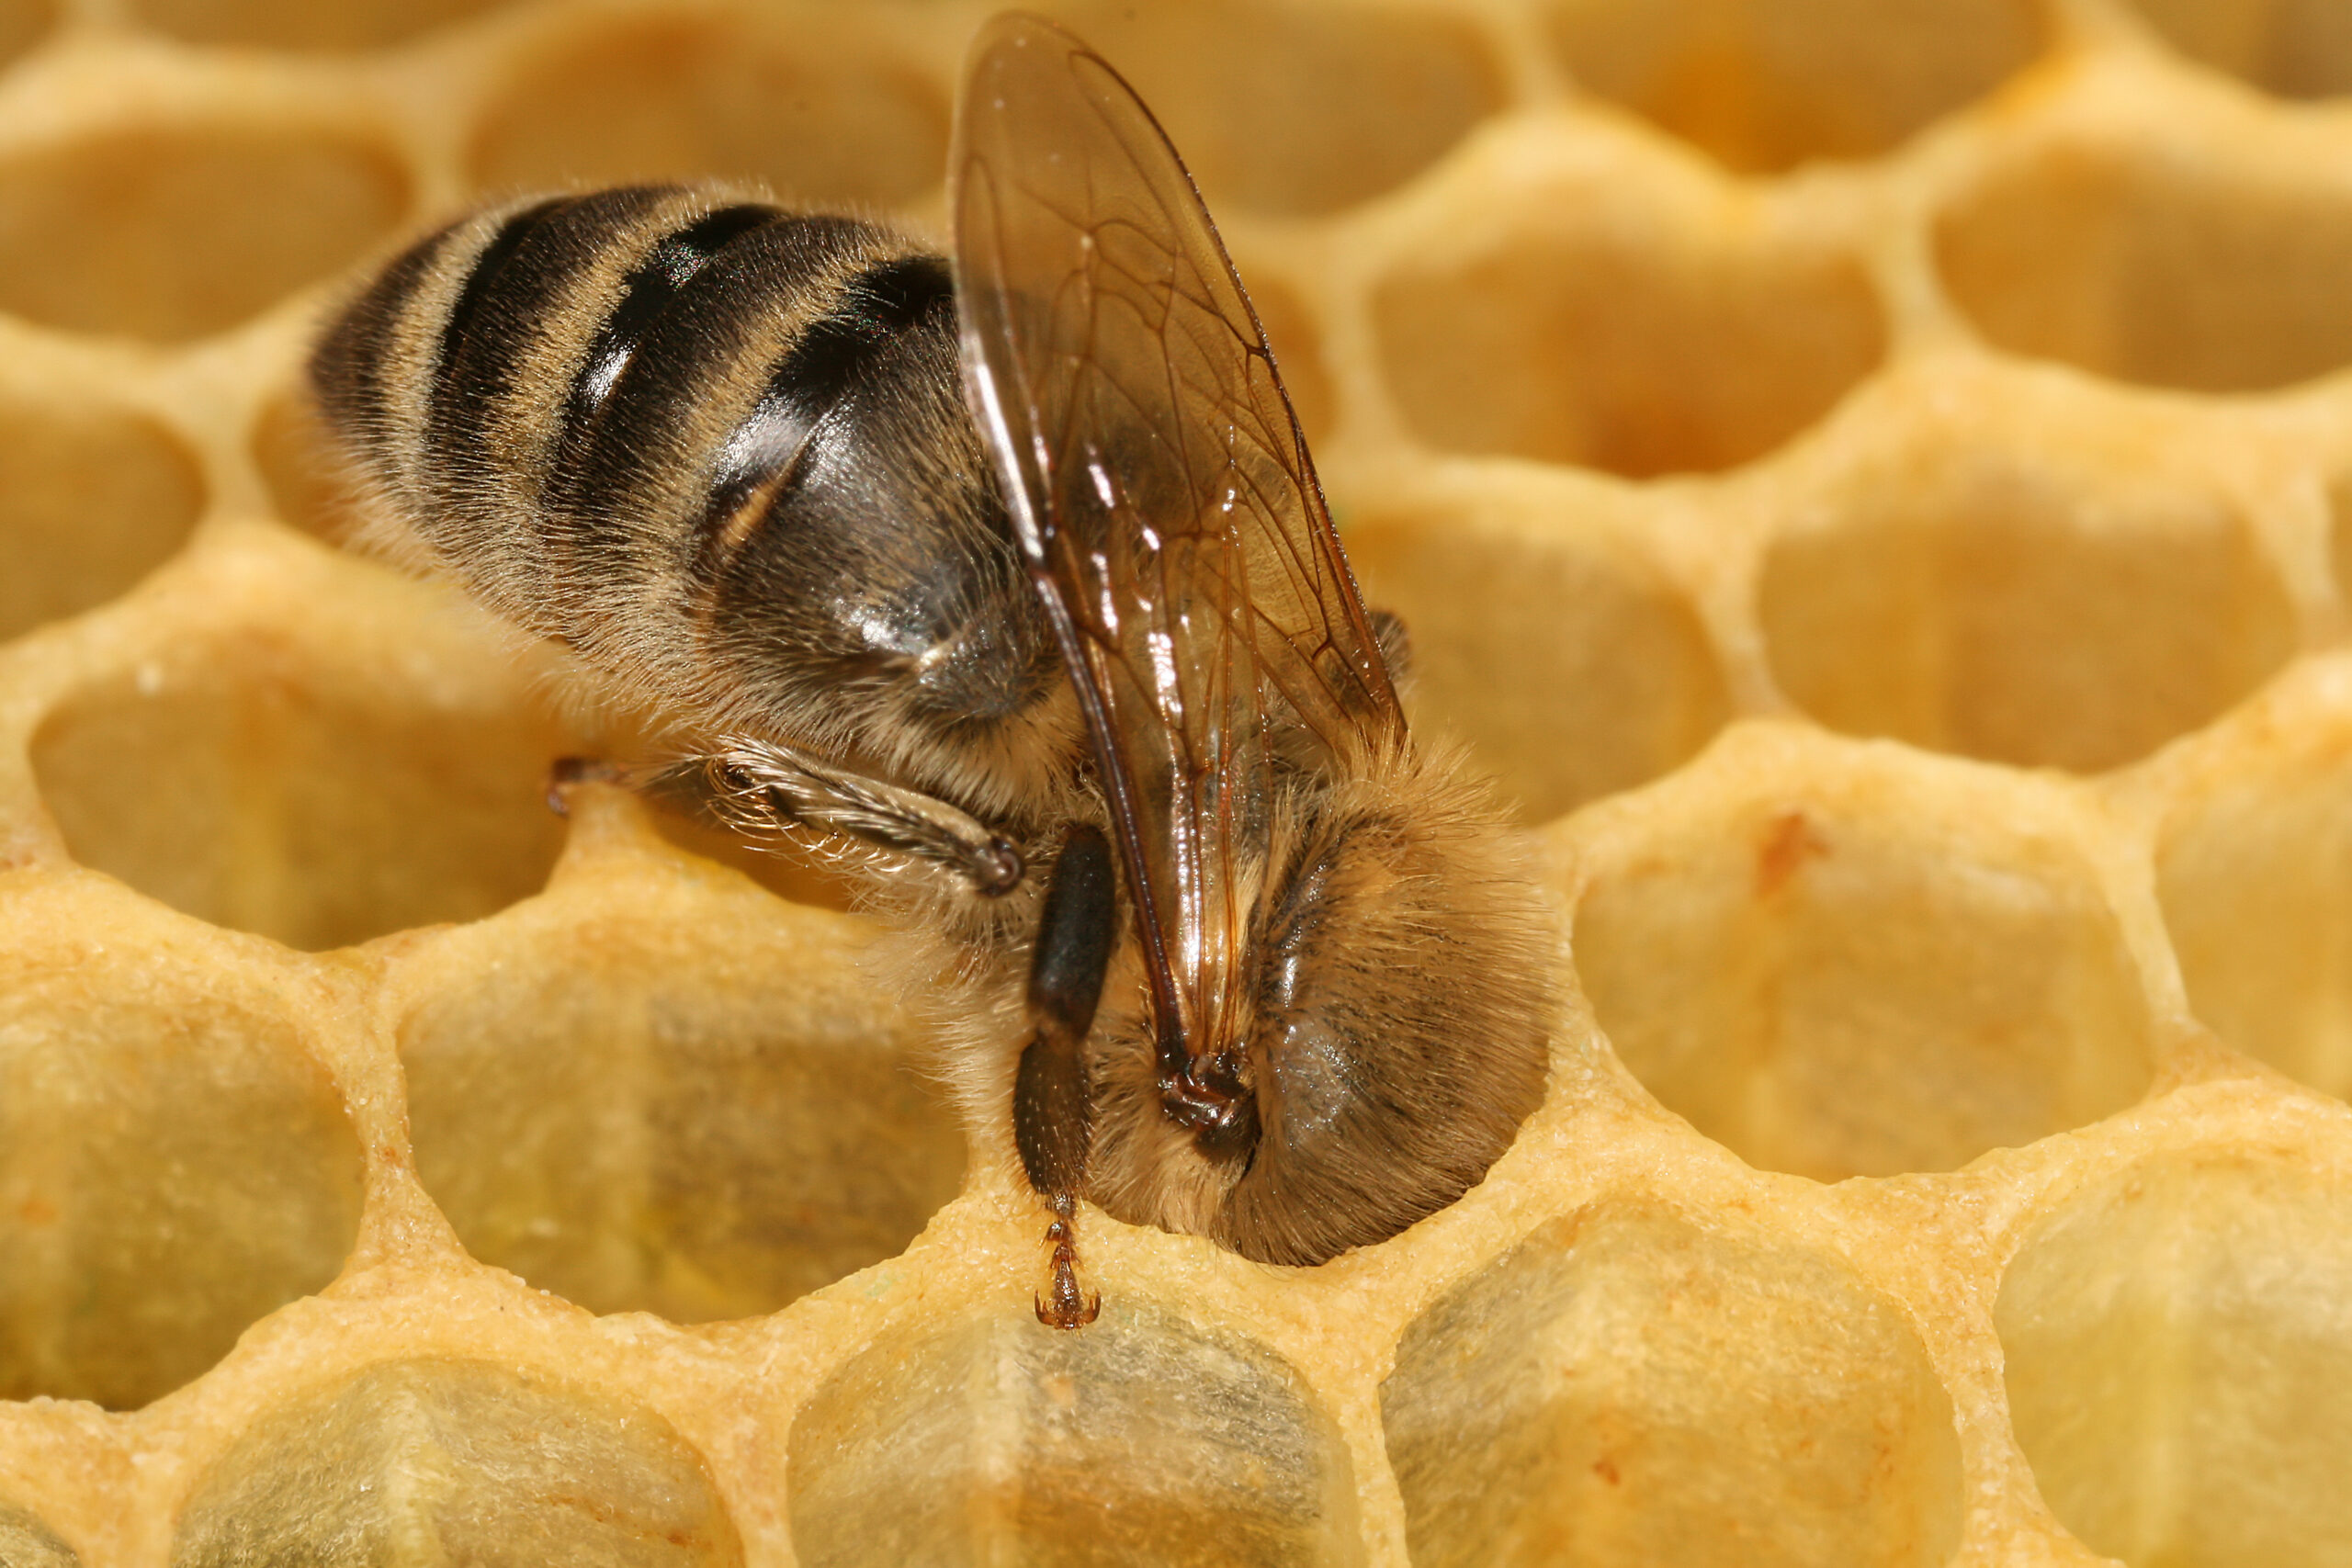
[[311, 12, 1553, 1326]]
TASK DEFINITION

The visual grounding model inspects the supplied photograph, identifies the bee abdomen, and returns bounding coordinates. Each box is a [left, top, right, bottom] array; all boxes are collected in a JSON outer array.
[[313, 187, 1057, 791]]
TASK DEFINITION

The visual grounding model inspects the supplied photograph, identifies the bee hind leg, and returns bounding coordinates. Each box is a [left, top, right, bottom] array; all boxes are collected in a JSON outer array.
[[1016, 823, 1114, 1329], [1015, 1025, 1100, 1329], [644, 739, 1024, 896]]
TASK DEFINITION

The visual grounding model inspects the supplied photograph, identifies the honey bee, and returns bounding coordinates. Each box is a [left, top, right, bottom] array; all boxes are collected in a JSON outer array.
[[311, 12, 1552, 1327]]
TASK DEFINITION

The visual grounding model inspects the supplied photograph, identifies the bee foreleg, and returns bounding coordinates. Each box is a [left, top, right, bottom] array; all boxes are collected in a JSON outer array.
[[1016, 823, 1114, 1328], [652, 739, 1024, 896]]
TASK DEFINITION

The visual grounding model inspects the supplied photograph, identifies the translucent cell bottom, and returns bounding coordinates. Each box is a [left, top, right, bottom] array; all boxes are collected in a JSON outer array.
[[2160, 731, 2352, 1101], [1574, 749, 2154, 1179], [170, 1358, 742, 1567], [0, 1503, 77, 1566], [31, 625, 573, 951], [401, 883, 963, 1323], [789, 1303, 1363, 1567], [1383, 1201, 1962, 1567], [1999, 1155, 2352, 1568], [0, 942, 363, 1408]]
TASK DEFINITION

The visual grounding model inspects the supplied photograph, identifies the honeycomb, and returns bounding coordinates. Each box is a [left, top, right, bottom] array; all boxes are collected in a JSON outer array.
[[2, 0, 2350, 1562]]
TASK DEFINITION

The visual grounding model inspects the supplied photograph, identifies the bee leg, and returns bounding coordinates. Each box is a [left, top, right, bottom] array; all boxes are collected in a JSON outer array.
[[1015, 823, 1114, 1329], [1017, 1023, 1098, 1328], [653, 739, 1024, 895]]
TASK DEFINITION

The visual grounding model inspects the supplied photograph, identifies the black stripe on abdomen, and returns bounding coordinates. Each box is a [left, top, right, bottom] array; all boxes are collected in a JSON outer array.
[[693, 254, 957, 570], [429, 196, 568, 410], [421, 188, 686, 506], [560, 203, 777, 445], [537, 214, 873, 543], [308, 217, 461, 478]]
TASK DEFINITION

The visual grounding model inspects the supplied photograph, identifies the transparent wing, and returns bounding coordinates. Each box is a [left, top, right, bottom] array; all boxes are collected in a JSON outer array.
[[952, 12, 1404, 1072]]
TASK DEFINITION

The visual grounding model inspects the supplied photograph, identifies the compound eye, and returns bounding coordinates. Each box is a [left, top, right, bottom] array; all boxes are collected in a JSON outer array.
[[1264, 1010, 1358, 1150]]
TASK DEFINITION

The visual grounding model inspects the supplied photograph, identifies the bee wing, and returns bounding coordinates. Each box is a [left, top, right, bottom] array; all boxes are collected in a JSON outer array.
[[951, 13, 1405, 1066]]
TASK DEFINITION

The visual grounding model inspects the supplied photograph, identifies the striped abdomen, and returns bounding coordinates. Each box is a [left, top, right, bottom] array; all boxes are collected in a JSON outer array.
[[311, 186, 1069, 818]]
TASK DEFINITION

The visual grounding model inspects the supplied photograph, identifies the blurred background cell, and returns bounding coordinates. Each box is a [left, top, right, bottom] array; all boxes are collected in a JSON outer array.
[[1543, 0, 2049, 174], [1938, 138, 2352, 393], [171, 1359, 743, 1565], [0, 128, 407, 342], [130, 0, 511, 51], [0, 400, 203, 644], [469, 11, 945, 208], [2126, 0, 2352, 98]]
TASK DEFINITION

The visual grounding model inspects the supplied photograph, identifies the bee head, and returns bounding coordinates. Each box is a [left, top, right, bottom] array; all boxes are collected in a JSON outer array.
[[1087, 749, 1555, 1267]]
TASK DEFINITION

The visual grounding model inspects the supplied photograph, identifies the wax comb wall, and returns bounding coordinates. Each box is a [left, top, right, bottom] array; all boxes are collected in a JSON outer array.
[[1, 1, 2350, 1564]]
